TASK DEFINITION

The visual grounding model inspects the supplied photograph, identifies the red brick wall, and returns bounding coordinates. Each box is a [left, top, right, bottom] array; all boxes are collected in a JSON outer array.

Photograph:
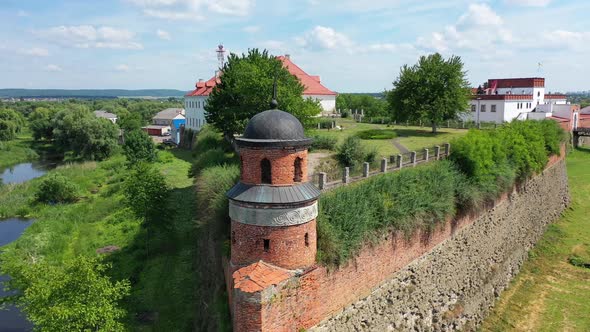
[[240, 147, 308, 185], [231, 219, 317, 270]]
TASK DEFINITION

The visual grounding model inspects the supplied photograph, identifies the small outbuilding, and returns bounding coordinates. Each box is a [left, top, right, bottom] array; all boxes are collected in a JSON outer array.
[[93, 110, 118, 124]]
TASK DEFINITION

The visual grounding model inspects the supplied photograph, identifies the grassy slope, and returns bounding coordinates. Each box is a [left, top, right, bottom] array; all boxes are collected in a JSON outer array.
[[0, 149, 199, 331], [481, 148, 590, 331], [307, 118, 467, 157], [0, 131, 39, 169]]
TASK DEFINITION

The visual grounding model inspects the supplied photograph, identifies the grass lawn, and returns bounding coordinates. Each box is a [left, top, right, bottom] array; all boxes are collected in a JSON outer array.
[[0, 149, 200, 331], [481, 147, 590, 331], [306, 118, 468, 158], [0, 131, 39, 169]]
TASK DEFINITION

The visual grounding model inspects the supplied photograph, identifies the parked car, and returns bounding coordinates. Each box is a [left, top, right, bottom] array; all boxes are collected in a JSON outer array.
[[162, 139, 177, 147]]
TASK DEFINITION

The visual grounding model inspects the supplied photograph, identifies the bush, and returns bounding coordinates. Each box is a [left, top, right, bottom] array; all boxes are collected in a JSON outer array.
[[310, 135, 338, 151], [193, 126, 229, 154], [341, 110, 349, 118], [190, 148, 235, 177], [317, 161, 463, 266], [356, 129, 397, 140], [123, 163, 169, 227], [0, 119, 17, 141], [123, 130, 157, 165], [336, 136, 366, 168], [35, 174, 80, 204]]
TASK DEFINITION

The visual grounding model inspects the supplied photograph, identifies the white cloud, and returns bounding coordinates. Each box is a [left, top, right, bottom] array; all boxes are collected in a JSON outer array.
[[116, 64, 130, 72], [36, 25, 143, 50], [19, 47, 49, 57], [297, 26, 353, 50], [417, 4, 513, 54], [156, 29, 171, 40], [129, 0, 253, 19], [505, 0, 551, 7], [243, 25, 260, 33], [543, 30, 590, 51], [44, 64, 62, 72]]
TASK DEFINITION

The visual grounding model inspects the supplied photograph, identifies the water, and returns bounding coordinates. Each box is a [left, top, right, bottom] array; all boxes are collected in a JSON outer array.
[[0, 163, 49, 185], [0, 218, 34, 331]]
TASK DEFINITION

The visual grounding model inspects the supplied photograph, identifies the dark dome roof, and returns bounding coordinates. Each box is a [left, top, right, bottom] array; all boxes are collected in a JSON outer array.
[[237, 109, 312, 148], [243, 110, 304, 140]]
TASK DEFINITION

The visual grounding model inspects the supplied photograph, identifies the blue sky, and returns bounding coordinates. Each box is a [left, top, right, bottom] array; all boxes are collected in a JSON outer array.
[[1, 0, 589, 92]]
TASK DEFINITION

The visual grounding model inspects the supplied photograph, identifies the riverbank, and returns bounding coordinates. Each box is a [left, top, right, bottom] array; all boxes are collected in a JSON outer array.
[[0, 132, 39, 169], [0, 149, 200, 331], [481, 147, 590, 331]]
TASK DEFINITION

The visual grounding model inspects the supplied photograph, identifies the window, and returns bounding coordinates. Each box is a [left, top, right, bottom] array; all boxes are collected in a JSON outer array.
[[198, 101, 200, 108], [232, 231, 236, 244], [263, 239, 270, 252], [293, 157, 303, 182], [471, 104, 476, 112], [261, 158, 272, 184], [481, 104, 486, 112], [305, 233, 309, 247], [538, 91, 540, 97], [491, 105, 496, 112]]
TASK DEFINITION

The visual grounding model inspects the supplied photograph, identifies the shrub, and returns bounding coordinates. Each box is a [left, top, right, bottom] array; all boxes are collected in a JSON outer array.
[[310, 135, 338, 151], [356, 129, 397, 140], [0, 119, 17, 141], [340, 110, 349, 118], [317, 161, 462, 266], [123, 163, 169, 227], [193, 126, 230, 154], [190, 148, 234, 177], [336, 136, 367, 168], [123, 130, 157, 165], [35, 174, 80, 204]]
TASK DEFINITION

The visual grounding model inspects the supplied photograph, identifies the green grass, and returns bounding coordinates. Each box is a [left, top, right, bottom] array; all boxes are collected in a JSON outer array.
[[0, 131, 39, 169], [355, 129, 397, 140], [0, 149, 201, 331], [306, 118, 467, 158], [480, 148, 590, 331]]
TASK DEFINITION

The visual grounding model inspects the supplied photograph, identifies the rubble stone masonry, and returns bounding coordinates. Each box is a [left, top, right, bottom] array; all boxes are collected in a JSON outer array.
[[228, 151, 569, 331]]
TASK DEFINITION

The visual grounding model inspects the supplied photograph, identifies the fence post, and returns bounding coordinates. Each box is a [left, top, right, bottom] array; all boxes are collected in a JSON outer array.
[[424, 148, 429, 162], [363, 162, 370, 177], [435, 145, 441, 160], [381, 158, 388, 173], [444, 143, 451, 156], [332, 121, 336, 129], [462, 121, 465, 129], [318, 172, 327, 190], [317, 122, 320, 129], [411, 151, 417, 167], [397, 154, 403, 169], [389, 155, 396, 164], [343, 167, 350, 184]]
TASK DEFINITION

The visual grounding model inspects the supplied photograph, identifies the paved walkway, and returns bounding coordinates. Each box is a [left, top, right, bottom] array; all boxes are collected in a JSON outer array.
[[392, 138, 410, 154]]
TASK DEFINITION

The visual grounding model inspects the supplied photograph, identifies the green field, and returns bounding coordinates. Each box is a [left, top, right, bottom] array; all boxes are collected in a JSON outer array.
[[307, 118, 468, 157], [0, 131, 39, 169], [481, 147, 590, 331], [0, 150, 200, 331]]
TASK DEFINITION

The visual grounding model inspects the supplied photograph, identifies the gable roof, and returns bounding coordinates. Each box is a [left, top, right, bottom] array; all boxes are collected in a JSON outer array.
[[277, 55, 337, 96], [185, 55, 337, 98], [153, 108, 185, 120], [93, 110, 117, 119]]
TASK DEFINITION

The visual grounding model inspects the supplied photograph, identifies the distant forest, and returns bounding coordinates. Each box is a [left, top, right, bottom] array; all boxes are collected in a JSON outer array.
[[0, 89, 188, 98]]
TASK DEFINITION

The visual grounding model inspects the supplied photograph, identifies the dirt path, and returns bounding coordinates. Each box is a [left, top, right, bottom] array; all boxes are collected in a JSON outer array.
[[307, 152, 333, 176], [392, 138, 410, 154]]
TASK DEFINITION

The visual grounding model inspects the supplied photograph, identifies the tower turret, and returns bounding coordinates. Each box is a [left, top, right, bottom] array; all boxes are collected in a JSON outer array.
[[227, 106, 319, 270]]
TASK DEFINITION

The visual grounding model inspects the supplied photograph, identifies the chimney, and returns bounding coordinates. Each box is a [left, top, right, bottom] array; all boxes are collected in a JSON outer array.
[[285, 54, 290, 60], [215, 70, 220, 77]]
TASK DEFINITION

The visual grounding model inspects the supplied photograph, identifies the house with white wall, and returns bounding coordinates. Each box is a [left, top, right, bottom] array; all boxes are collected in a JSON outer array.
[[465, 78, 569, 124], [184, 54, 337, 131]]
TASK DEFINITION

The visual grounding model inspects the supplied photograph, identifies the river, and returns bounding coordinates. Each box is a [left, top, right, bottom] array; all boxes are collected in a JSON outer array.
[[0, 162, 52, 331]]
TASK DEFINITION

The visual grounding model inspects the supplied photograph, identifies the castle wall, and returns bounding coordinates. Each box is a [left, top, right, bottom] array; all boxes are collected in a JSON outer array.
[[250, 154, 569, 331]]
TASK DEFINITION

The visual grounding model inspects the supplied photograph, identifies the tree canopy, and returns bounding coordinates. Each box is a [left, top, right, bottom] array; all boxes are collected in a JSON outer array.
[[123, 130, 157, 165], [52, 107, 119, 160], [4, 256, 130, 332], [387, 53, 471, 133], [205, 49, 321, 139]]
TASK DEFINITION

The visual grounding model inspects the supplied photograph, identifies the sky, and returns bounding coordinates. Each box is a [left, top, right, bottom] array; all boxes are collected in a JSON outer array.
[[0, 0, 589, 93]]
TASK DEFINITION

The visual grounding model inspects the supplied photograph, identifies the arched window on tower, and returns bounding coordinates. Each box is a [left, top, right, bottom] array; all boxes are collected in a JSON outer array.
[[293, 157, 303, 182], [261, 158, 272, 184]]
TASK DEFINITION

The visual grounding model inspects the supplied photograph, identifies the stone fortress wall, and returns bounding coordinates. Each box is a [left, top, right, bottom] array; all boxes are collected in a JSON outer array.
[[231, 151, 569, 331]]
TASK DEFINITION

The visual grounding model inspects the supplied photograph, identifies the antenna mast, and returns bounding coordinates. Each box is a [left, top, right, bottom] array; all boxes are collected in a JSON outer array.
[[216, 44, 226, 70]]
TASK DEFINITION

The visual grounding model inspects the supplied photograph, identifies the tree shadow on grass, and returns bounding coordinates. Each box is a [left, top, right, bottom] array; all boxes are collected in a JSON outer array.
[[102, 185, 202, 331]]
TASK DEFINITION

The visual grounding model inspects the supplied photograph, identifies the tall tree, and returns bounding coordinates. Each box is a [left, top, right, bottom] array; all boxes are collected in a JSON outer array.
[[387, 53, 471, 133], [3, 256, 130, 332], [205, 49, 321, 140], [123, 130, 157, 165], [29, 107, 57, 140]]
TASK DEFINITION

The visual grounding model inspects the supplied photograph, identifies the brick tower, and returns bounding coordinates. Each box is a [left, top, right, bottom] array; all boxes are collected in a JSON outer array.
[[227, 102, 320, 271]]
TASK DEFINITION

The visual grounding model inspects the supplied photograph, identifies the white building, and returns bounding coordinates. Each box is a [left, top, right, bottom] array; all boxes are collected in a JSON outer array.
[[184, 55, 337, 131], [93, 110, 118, 124], [465, 78, 569, 124]]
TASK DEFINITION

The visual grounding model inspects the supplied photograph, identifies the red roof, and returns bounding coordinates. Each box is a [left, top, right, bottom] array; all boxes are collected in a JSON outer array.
[[277, 56, 336, 96], [186, 56, 336, 97], [488, 77, 545, 89], [544, 94, 567, 99], [185, 76, 220, 97], [549, 116, 569, 123]]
